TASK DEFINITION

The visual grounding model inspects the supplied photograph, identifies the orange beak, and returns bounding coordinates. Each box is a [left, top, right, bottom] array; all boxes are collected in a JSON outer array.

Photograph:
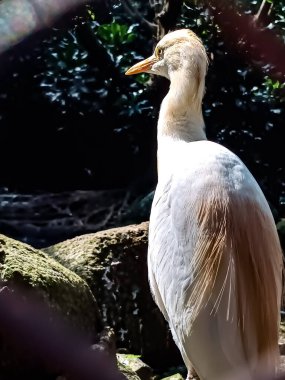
[[125, 55, 158, 75]]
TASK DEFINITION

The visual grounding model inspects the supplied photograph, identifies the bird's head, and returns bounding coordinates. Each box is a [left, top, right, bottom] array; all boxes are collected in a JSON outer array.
[[125, 29, 208, 82]]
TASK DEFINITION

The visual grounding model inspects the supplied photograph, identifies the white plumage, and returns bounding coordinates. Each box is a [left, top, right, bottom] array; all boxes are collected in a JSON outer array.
[[126, 29, 283, 380]]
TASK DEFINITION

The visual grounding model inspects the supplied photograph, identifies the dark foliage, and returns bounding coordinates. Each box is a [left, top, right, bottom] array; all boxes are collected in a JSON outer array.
[[0, 0, 284, 218], [0, 1, 156, 191]]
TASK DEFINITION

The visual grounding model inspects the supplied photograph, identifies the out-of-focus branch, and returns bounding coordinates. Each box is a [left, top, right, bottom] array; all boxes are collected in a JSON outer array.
[[204, 0, 285, 81], [0, 0, 94, 54], [0, 285, 124, 380]]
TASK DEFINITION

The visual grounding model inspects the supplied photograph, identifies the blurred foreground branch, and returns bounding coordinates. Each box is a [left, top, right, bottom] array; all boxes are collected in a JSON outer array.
[[0, 285, 123, 380], [0, 0, 93, 53]]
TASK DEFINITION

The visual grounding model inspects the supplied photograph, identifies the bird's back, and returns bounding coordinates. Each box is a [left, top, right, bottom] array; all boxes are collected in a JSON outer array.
[[148, 140, 283, 380]]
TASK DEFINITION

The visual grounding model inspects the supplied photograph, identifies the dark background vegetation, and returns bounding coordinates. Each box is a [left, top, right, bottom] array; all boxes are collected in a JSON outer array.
[[0, 0, 284, 247]]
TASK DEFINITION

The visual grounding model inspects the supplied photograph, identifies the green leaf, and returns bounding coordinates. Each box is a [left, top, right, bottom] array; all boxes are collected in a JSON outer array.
[[97, 22, 137, 46], [135, 73, 150, 85], [273, 80, 280, 89], [87, 9, 96, 21]]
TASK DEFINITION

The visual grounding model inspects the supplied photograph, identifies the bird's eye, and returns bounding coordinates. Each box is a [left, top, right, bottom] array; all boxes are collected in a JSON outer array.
[[156, 47, 163, 58]]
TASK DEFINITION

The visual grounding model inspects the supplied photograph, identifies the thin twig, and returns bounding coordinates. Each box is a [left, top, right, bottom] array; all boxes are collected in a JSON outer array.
[[253, 0, 273, 26], [121, 0, 157, 32]]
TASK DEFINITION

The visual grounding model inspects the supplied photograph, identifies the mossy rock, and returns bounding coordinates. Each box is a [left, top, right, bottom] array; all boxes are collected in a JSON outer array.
[[0, 234, 100, 377], [117, 354, 153, 380], [160, 375, 184, 380], [118, 361, 141, 380], [44, 222, 182, 369]]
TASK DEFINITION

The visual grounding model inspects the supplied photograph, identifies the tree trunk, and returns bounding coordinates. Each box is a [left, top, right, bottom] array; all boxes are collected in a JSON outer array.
[[147, 0, 184, 106], [145, 0, 183, 187], [150, 0, 183, 40]]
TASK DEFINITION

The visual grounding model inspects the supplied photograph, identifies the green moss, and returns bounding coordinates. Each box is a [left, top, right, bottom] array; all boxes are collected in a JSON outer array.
[[43, 222, 149, 290], [160, 375, 184, 380], [43, 223, 181, 370], [0, 234, 99, 338], [117, 361, 141, 380]]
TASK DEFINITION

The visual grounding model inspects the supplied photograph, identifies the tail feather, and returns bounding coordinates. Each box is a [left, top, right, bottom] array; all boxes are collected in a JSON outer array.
[[187, 188, 283, 372], [232, 195, 282, 370]]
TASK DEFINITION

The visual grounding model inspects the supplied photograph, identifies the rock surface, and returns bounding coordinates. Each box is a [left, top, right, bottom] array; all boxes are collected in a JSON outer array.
[[160, 375, 184, 380], [0, 227, 284, 379], [117, 354, 153, 380], [0, 234, 100, 378], [118, 361, 141, 380], [44, 222, 182, 369]]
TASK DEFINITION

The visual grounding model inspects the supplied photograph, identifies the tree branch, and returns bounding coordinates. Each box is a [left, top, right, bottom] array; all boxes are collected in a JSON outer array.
[[121, 0, 157, 33], [253, 0, 273, 27]]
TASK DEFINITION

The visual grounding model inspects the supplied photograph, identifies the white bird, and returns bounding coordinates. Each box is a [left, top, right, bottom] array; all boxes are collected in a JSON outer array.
[[126, 29, 283, 380]]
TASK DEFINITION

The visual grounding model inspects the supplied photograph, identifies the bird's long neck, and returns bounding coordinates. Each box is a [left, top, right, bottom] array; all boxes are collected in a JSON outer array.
[[157, 71, 207, 143], [156, 70, 207, 179]]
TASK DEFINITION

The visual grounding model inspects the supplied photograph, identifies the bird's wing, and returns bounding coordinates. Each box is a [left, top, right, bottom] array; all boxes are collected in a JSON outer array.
[[148, 262, 169, 321], [149, 141, 282, 371]]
